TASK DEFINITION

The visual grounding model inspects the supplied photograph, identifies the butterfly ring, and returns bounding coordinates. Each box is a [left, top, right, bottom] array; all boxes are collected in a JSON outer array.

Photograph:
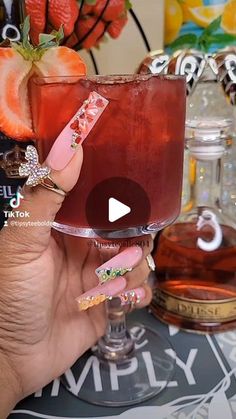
[[19, 145, 67, 197]]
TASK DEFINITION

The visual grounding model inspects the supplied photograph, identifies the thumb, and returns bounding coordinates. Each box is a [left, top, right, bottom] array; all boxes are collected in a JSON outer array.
[[2, 143, 83, 258]]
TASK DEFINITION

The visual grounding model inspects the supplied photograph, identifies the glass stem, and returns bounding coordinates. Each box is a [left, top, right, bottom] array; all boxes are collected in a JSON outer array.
[[97, 297, 134, 361]]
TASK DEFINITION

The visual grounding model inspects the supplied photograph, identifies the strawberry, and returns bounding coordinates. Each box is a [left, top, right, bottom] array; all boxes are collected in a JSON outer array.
[[35, 46, 86, 76], [48, 0, 79, 37], [0, 49, 33, 139], [75, 16, 105, 49], [80, 4, 94, 15], [107, 13, 128, 38], [25, 0, 47, 45], [94, 0, 125, 22], [78, 0, 96, 15], [0, 19, 86, 140]]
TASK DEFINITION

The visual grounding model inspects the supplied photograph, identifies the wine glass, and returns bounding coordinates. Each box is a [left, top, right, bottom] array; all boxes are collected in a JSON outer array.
[[30, 74, 186, 406]]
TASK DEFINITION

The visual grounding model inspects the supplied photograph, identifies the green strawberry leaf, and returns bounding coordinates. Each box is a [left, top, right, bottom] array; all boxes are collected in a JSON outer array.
[[39, 26, 64, 48], [38, 33, 57, 48], [52, 25, 64, 44], [125, 0, 133, 10], [21, 16, 32, 49], [169, 33, 197, 51], [39, 34, 56, 44], [12, 17, 64, 59]]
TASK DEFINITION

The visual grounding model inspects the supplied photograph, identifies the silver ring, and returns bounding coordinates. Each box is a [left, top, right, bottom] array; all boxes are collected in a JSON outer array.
[[146, 254, 156, 272]]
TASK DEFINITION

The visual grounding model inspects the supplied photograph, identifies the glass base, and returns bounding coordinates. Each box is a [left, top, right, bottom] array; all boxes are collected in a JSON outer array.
[[53, 217, 177, 239], [61, 324, 175, 407]]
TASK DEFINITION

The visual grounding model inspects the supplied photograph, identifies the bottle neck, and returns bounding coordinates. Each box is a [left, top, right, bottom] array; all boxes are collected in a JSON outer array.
[[186, 80, 234, 122], [189, 154, 222, 210]]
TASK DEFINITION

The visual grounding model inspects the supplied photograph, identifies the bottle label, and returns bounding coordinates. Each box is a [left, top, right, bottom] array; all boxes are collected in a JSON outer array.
[[152, 288, 236, 322], [165, 0, 233, 53], [0, 0, 23, 42]]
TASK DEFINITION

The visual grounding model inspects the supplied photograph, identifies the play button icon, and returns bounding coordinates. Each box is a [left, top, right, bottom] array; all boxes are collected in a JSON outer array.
[[109, 198, 131, 223], [86, 177, 151, 239]]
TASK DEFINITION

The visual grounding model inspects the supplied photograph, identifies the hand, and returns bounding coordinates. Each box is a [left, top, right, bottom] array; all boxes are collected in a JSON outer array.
[[0, 145, 153, 415]]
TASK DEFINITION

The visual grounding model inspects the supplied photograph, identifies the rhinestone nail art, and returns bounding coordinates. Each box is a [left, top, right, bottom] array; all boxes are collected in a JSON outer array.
[[119, 290, 141, 306], [77, 294, 112, 311], [96, 267, 133, 284], [69, 91, 108, 149]]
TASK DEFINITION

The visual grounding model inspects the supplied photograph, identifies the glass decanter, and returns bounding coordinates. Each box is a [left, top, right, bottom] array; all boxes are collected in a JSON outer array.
[[152, 118, 236, 333]]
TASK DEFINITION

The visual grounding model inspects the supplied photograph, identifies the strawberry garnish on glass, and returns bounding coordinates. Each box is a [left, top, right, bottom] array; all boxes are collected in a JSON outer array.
[[0, 17, 86, 141]]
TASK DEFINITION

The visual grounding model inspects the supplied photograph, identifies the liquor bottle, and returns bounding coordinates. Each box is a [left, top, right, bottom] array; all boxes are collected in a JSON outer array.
[[151, 118, 236, 333], [0, 0, 25, 42]]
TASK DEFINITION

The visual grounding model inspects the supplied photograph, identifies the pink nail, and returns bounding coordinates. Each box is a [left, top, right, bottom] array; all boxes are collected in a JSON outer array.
[[119, 287, 146, 306], [95, 246, 143, 284], [46, 91, 109, 171], [76, 277, 127, 311]]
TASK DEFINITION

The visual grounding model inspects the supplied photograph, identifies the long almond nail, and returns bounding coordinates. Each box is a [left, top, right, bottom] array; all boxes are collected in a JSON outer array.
[[95, 246, 142, 284], [119, 287, 146, 306], [47, 91, 109, 171], [76, 277, 127, 311]]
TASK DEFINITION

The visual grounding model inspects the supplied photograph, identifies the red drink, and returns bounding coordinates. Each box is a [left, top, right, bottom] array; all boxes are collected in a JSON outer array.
[[31, 75, 186, 237]]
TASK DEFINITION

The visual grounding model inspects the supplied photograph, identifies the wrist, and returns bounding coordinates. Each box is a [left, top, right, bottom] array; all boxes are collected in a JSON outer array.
[[0, 352, 22, 418]]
